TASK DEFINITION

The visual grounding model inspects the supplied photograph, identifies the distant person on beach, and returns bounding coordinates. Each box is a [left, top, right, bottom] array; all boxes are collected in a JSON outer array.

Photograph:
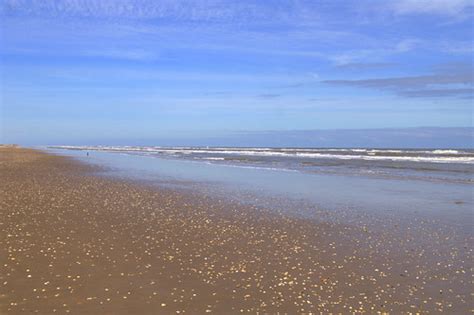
[[86, 152, 89, 156]]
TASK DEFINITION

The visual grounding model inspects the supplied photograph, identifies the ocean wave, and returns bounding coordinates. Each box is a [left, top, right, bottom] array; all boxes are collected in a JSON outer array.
[[51, 146, 474, 164], [199, 157, 226, 161], [432, 150, 459, 154]]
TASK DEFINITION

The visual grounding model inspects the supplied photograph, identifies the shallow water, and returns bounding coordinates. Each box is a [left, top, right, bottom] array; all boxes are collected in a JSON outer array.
[[44, 147, 473, 229], [51, 145, 474, 184]]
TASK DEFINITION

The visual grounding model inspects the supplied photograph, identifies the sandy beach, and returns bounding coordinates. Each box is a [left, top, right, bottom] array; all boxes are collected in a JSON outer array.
[[0, 147, 471, 314]]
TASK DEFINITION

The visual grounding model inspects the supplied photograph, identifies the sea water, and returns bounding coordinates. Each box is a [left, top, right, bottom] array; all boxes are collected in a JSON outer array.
[[44, 146, 473, 230]]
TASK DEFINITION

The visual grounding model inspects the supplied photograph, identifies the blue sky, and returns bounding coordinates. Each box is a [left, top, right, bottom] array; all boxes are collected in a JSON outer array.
[[0, 0, 473, 145]]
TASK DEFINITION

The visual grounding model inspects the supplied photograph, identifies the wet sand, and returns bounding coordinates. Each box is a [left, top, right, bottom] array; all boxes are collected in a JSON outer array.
[[0, 147, 472, 314]]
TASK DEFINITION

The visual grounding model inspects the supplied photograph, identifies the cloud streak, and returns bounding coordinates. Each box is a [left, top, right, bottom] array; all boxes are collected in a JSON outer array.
[[398, 88, 473, 98], [2, 1, 472, 66], [324, 63, 473, 98], [257, 94, 281, 99], [390, 0, 473, 16], [334, 62, 395, 70], [0, 0, 329, 27], [324, 73, 472, 89]]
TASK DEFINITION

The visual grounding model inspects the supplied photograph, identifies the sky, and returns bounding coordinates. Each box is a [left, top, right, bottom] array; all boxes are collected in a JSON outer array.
[[0, 0, 473, 146]]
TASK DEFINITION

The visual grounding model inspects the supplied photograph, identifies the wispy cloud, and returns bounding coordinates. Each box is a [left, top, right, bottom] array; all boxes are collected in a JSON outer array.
[[1, 0, 273, 21], [439, 41, 474, 54], [0, 0, 334, 28], [334, 62, 395, 70], [328, 38, 421, 65], [3, 0, 472, 22], [257, 94, 281, 99], [2, 1, 471, 66], [390, 0, 473, 16], [323, 62, 473, 98], [324, 73, 471, 89], [4, 63, 308, 88], [398, 88, 473, 98], [82, 48, 160, 61]]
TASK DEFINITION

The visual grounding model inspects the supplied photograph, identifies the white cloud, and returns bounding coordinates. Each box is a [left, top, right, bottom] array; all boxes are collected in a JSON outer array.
[[82, 48, 160, 61], [329, 38, 420, 66], [394, 39, 421, 52], [323, 62, 474, 99], [391, 0, 473, 16], [0, 0, 293, 22]]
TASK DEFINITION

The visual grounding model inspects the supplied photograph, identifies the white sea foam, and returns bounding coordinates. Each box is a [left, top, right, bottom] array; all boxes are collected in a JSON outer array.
[[199, 157, 226, 161], [52, 145, 474, 164], [432, 150, 459, 154]]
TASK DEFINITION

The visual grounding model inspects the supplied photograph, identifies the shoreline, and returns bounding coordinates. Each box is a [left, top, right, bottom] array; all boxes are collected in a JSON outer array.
[[1, 147, 471, 313]]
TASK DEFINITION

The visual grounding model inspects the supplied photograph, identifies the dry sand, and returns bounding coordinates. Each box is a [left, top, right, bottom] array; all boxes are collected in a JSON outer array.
[[0, 147, 471, 314]]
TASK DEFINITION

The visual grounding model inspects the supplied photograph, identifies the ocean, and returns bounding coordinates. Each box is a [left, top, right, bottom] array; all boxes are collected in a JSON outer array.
[[51, 146, 474, 184]]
